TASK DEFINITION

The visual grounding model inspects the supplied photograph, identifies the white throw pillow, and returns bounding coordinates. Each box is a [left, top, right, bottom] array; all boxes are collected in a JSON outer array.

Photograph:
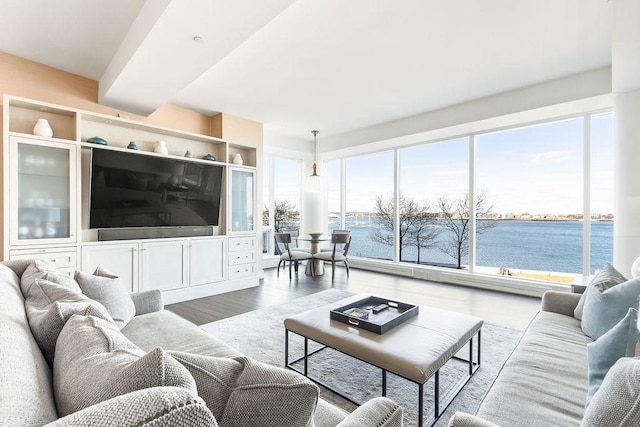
[[24, 278, 113, 365], [169, 351, 319, 427], [574, 264, 627, 321], [583, 357, 640, 425], [75, 268, 136, 328], [53, 314, 196, 416], [20, 259, 81, 295]]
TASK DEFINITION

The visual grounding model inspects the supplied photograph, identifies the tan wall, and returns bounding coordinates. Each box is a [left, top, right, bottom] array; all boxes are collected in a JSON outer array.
[[0, 51, 212, 135], [211, 113, 263, 149]]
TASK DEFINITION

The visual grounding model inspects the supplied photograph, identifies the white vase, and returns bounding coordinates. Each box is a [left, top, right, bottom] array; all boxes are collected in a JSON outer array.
[[155, 140, 169, 155], [33, 119, 53, 138], [233, 153, 243, 165]]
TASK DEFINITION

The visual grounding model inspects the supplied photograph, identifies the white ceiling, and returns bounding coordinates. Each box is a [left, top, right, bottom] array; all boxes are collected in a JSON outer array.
[[0, 0, 612, 141]]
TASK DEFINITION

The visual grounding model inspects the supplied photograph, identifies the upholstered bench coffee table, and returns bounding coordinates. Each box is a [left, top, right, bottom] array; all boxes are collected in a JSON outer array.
[[284, 294, 483, 427]]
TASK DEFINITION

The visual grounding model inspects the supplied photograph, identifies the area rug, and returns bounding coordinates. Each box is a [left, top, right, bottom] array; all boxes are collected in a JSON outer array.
[[200, 289, 523, 427]]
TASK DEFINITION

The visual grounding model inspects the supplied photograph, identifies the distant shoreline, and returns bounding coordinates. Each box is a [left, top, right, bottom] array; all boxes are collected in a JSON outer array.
[[334, 215, 614, 222]]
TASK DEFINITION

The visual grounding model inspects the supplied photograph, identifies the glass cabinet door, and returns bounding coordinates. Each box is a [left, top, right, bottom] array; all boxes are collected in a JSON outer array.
[[229, 168, 255, 234], [10, 136, 77, 245]]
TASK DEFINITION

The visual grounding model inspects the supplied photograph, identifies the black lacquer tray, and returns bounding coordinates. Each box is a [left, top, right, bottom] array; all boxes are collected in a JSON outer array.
[[330, 296, 419, 334]]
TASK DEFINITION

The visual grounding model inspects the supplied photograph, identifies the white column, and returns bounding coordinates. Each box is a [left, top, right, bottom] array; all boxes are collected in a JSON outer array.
[[613, 89, 640, 274], [613, 0, 640, 275]]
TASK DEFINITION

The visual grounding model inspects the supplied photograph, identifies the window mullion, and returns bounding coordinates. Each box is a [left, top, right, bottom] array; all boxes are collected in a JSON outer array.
[[394, 149, 400, 263], [469, 135, 476, 272], [583, 115, 592, 275]]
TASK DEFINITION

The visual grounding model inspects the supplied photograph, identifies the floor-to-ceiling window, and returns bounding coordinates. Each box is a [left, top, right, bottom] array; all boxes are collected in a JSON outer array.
[[327, 159, 341, 233], [262, 154, 302, 255], [272, 157, 301, 232], [345, 151, 394, 260], [475, 118, 584, 281], [398, 138, 469, 267], [263, 110, 614, 284]]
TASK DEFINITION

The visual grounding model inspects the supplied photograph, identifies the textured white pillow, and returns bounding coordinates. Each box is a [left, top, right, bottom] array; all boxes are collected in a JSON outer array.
[[169, 351, 319, 427], [54, 314, 196, 417], [20, 259, 81, 295], [75, 268, 136, 328], [583, 357, 640, 425], [24, 278, 113, 365], [574, 264, 627, 320]]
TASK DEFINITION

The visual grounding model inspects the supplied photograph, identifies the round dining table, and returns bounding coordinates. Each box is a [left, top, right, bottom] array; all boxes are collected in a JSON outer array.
[[298, 234, 328, 275]]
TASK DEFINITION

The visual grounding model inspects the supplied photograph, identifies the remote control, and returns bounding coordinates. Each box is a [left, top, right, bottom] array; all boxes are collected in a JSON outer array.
[[372, 304, 389, 313]]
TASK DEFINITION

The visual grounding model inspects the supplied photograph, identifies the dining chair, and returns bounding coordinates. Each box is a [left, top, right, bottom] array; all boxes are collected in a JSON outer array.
[[313, 233, 350, 280], [289, 229, 310, 252], [321, 229, 351, 254], [275, 232, 314, 279]]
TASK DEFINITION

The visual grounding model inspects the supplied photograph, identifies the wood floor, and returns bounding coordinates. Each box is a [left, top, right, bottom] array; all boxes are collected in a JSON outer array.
[[167, 266, 541, 330]]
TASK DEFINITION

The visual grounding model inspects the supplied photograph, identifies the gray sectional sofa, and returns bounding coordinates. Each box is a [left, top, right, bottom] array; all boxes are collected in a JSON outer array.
[[448, 290, 638, 426], [0, 259, 403, 426]]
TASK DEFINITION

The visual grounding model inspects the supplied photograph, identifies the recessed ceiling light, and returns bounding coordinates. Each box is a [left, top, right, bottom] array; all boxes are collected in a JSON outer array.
[[193, 36, 205, 44]]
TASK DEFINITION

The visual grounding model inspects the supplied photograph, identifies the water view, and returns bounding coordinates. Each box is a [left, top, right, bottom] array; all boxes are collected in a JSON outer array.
[[329, 217, 613, 275]]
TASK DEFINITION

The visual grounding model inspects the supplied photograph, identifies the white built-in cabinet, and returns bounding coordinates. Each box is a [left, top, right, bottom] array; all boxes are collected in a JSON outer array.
[[140, 240, 189, 292], [228, 236, 256, 279], [189, 237, 226, 287], [81, 236, 226, 300], [228, 167, 255, 235], [9, 136, 77, 247], [3, 95, 259, 304], [81, 242, 139, 291]]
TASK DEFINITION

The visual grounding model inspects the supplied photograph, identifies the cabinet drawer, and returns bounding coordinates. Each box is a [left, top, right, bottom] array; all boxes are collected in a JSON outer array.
[[9, 249, 77, 269], [228, 237, 255, 252], [228, 263, 256, 279], [228, 251, 255, 266]]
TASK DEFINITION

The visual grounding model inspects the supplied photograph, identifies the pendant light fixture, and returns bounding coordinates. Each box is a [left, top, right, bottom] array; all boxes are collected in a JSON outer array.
[[307, 130, 320, 191]]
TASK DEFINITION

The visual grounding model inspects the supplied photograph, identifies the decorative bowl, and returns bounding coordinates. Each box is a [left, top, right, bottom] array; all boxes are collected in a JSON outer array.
[[87, 136, 108, 145], [127, 141, 138, 150], [202, 154, 216, 161]]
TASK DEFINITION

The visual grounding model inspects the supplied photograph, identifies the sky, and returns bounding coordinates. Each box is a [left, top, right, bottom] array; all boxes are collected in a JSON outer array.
[[271, 113, 614, 216]]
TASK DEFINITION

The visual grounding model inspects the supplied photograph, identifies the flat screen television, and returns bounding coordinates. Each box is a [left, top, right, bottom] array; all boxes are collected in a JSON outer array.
[[89, 147, 224, 229]]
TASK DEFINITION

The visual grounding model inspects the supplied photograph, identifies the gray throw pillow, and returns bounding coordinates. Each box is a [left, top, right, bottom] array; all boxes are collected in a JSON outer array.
[[24, 278, 113, 365], [574, 264, 627, 320], [581, 276, 640, 340], [583, 357, 640, 426], [586, 307, 640, 406], [75, 268, 136, 328], [20, 259, 81, 295], [54, 314, 196, 417], [169, 351, 319, 427]]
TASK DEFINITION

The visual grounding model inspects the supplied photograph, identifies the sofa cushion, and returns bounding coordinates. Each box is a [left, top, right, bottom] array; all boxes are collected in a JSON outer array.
[[0, 264, 58, 426], [169, 351, 319, 427], [574, 264, 627, 320], [582, 357, 640, 427], [581, 276, 640, 340], [75, 268, 136, 328], [53, 314, 196, 416], [122, 309, 243, 358], [25, 277, 113, 365], [586, 307, 640, 406], [20, 259, 81, 295], [475, 311, 591, 427]]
